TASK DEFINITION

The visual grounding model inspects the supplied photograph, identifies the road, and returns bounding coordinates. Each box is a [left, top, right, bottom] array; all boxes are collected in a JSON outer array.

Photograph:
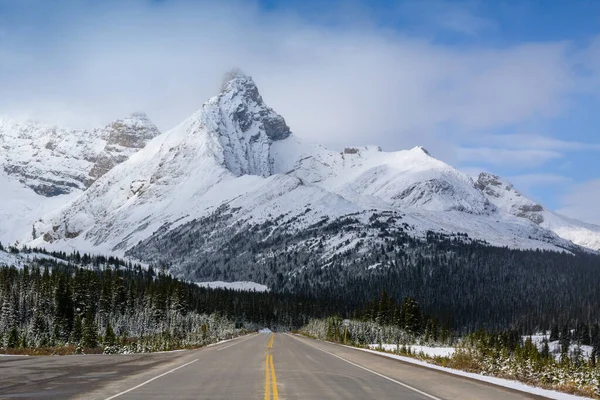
[[0, 333, 545, 400]]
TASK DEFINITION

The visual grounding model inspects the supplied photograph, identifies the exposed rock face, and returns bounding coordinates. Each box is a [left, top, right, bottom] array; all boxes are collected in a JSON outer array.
[[202, 71, 291, 177], [476, 173, 545, 224], [475, 173, 505, 196], [0, 114, 161, 196], [85, 113, 161, 187]]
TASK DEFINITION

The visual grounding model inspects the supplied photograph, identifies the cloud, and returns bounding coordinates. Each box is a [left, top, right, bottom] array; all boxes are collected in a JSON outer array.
[[456, 134, 600, 170], [469, 134, 600, 151], [455, 147, 564, 168], [508, 174, 571, 200], [509, 173, 571, 188], [0, 0, 586, 158], [557, 180, 600, 225]]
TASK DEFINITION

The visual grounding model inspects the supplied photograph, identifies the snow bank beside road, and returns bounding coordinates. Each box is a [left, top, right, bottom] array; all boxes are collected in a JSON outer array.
[[352, 346, 594, 400]]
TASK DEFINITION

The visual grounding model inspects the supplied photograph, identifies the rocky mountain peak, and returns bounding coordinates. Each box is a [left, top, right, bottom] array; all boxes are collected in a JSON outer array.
[[104, 112, 161, 148], [411, 146, 432, 157], [217, 69, 291, 142], [199, 70, 292, 177], [85, 114, 161, 187]]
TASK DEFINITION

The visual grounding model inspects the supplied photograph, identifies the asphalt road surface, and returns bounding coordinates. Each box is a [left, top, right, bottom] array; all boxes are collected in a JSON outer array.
[[0, 333, 547, 400]]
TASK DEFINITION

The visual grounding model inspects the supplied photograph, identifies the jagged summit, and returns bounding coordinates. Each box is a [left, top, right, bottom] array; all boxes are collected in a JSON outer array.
[[217, 70, 291, 141], [220, 68, 249, 89], [118, 111, 155, 126], [411, 146, 432, 157], [103, 112, 161, 148], [198, 70, 292, 177], [85, 113, 161, 187]]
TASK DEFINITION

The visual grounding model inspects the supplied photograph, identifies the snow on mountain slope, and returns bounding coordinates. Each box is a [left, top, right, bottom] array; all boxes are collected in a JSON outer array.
[[0, 112, 160, 197], [476, 173, 600, 250], [0, 246, 70, 269], [28, 71, 587, 261], [0, 171, 79, 245], [272, 139, 492, 214], [31, 70, 294, 252]]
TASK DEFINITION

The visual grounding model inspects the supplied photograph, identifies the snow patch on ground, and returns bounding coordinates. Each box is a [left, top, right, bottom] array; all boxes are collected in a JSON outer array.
[[196, 281, 269, 292], [368, 344, 456, 358], [528, 334, 595, 362]]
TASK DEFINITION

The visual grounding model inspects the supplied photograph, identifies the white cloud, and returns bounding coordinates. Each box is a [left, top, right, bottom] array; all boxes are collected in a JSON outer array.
[[469, 133, 600, 151], [557, 180, 600, 225], [508, 173, 571, 200], [455, 147, 564, 168], [509, 173, 571, 188], [0, 0, 583, 158]]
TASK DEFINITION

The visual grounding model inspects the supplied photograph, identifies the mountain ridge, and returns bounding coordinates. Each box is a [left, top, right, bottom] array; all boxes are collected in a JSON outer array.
[[0, 112, 160, 244], [476, 172, 600, 250], [1, 71, 598, 277]]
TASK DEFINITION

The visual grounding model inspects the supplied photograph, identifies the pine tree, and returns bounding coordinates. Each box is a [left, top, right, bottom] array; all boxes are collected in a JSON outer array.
[[559, 325, 571, 362], [576, 322, 590, 345], [1, 294, 17, 335], [103, 320, 116, 346], [541, 338, 550, 360], [401, 297, 422, 336], [70, 315, 83, 344], [81, 311, 98, 348], [549, 324, 559, 342], [31, 311, 48, 347], [6, 326, 19, 348]]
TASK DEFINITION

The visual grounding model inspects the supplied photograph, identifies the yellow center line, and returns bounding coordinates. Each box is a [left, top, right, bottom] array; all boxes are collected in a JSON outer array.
[[270, 354, 279, 400], [265, 354, 271, 400], [265, 333, 278, 400]]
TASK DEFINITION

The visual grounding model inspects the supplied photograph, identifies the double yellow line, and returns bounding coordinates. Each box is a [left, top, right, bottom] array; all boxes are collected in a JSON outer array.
[[267, 333, 275, 349], [264, 334, 279, 400]]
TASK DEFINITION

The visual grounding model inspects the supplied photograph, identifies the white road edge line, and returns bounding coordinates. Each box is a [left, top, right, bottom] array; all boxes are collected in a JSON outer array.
[[103, 359, 199, 400], [216, 333, 258, 351], [288, 334, 443, 400]]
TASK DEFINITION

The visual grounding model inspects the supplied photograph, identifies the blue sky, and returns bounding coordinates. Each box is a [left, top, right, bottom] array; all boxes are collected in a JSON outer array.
[[1, 0, 599, 223]]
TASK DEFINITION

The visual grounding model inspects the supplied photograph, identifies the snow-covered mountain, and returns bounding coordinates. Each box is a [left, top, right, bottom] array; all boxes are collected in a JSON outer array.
[[24, 70, 597, 264], [0, 113, 160, 244], [476, 173, 600, 251], [0, 112, 160, 195], [0, 68, 595, 283]]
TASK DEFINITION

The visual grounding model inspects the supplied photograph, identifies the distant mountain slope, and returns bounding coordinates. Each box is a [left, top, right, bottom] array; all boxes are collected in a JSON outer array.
[[476, 173, 600, 250], [0, 113, 160, 196], [0, 113, 160, 244]]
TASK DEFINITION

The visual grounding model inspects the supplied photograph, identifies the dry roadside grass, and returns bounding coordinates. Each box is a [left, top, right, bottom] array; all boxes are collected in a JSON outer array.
[[0, 346, 103, 356]]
